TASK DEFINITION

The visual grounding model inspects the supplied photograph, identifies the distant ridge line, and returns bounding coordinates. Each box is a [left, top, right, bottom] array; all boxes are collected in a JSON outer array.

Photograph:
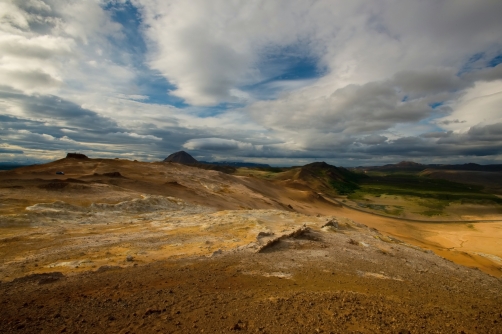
[[354, 161, 502, 172]]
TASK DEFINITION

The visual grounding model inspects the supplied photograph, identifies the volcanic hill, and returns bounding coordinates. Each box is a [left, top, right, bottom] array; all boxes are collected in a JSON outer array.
[[163, 150, 198, 164]]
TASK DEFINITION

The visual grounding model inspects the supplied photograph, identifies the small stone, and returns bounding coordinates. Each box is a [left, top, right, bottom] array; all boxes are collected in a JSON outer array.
[[126, 255, 134, 262], [230, 323, 242, 330], [211, 249, 223, 257]]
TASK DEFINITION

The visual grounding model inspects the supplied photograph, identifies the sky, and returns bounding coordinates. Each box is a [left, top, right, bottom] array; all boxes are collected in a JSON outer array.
[[1, 0, 502, 167]]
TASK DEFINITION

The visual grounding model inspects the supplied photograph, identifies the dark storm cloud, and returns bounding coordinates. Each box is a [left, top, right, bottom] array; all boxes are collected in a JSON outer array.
[[437, 119, 466, 125], [393, 68, 470, 97], [0, 90, 120, 132], [465, 64, 502, 82], [437, 123, 502, 144], [250, 79, 435, 135], [420, 131, 452, 139], [0, 148, 24, 154]]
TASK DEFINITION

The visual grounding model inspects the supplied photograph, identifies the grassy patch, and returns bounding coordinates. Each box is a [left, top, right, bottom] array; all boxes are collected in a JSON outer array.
[[343, 172, 501, 217], [384, 206, 404, 216], [330, 180, 359, 195], [258, 167, 284, 173], [417, 199, 449, 211], [347, 192, 366, 200], [353, 173, 502, 204]]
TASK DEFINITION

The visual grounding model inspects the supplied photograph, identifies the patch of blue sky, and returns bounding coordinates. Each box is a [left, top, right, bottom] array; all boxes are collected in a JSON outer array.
[[103, 1, 186, 107], [458, 51, 502, 76], [487, 53, 502, 68], [429, 102, 443, 109], [103, 1, 146, 63], [261, 49, 325, 82], [457, 52, 485, 76], [136, 73, 188, 108], [417, 109, 448, 132], [188, 102, 247, 118], [241, 46, 325, 100]]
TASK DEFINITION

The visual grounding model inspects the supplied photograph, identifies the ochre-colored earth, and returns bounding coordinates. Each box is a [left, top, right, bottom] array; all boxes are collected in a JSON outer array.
[[1, 158, 501, 333]]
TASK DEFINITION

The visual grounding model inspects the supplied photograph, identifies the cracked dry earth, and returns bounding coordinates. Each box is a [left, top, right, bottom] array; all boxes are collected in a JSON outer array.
[[1, 159, 502, 333]]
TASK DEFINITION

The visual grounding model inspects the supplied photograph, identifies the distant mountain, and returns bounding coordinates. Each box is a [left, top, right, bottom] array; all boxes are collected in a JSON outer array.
[[432, 163, 502, 172], [198, 161, 271, 168], [353, 161, 502, 172], [163, 151, 198, 164], [369, 161, 427, 172], [0, 162, 30, 171], [395, 161, 423, 167]]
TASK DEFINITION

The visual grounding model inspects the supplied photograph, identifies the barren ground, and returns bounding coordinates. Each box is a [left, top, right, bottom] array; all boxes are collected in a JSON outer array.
[[1, 158, 501, 333]]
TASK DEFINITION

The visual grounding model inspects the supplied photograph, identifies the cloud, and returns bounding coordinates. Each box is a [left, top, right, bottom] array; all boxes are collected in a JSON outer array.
[[0, 35, 74, 59], [0, 147, 24, 154], [435, 80, 502, 132], [1, 0, 502, 166], [358, 134, 388, 145], [248, 79, 433, 135], [393, 68, 469, 97], [437, 119, 466, 126], [0, 69, 62, 93], [466, 64, 502, 82], [183, 138, 255, 151], [112, 132, 162, 141], [0, 89, 120, 131]]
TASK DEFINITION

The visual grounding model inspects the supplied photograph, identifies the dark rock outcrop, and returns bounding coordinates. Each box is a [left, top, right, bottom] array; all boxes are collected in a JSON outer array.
[[66, 153, 88, 159]]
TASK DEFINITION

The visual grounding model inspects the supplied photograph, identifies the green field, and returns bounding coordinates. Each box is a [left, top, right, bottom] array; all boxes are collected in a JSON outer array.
[[343, 172, 502, 218]]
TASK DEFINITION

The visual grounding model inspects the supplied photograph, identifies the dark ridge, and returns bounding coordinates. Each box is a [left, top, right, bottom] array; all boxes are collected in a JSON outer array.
[[199, 161, 271, 168], [432, 163, 502, 172], [163, 151, 198, 164], [102, 172, 123, 177], [395, 161, 423, 167], [66, 153, 89, 159], [0, 163, 30, 171], [299, 161, 366, 195], [353, 162, 502, 172], [189, 163, 237, 174]]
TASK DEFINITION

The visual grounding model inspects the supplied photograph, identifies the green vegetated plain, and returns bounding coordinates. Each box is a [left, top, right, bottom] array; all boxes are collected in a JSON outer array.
[[342, 171, 502, 218]]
